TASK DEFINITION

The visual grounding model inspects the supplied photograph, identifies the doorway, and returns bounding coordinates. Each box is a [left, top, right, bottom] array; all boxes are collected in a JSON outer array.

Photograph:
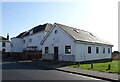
[[54, 47, 58, 60]]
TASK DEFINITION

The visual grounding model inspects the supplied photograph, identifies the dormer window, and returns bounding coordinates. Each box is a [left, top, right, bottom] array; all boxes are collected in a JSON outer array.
[[74, 29, 80, 33], [90, 33, 95, 37], [29, 30, 33, 35]]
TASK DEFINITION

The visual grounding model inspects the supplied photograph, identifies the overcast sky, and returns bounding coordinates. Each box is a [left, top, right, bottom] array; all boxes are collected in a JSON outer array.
[[1, 0, 119, 51]]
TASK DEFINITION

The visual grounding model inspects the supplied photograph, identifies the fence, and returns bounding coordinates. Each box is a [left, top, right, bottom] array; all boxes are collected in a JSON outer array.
[[112, 54, 120, 60]]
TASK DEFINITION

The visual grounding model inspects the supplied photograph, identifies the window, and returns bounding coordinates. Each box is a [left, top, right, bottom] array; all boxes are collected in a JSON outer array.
[[55, 30, 58, 34], [103, 48, 105, 53], [65, 46, 71, 54], [96, 47, 99, 54], [29, 30, 33, 35], [29, 39, 32, 42], [2, 42, 5, 47], [90, 33, 95, 37], [108, 48, 110, 53], [2, 49, 5, 52], [23, 40, 25, 43], [45, 47, 49, 53], [88, 46, 91, 54]]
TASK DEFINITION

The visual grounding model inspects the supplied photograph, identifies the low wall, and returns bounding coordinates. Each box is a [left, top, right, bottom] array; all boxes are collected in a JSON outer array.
[[59, 55, 75, 62], [2, 52, 11, 58], [43, 54, 75, 62], [10, 50, 42, 60], [42, 54, 54, 60]]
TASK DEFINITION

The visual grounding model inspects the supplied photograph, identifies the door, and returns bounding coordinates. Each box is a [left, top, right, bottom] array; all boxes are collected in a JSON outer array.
[[54, 47, 58, 60]]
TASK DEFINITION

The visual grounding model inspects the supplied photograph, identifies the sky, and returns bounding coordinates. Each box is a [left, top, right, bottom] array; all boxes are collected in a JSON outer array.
[[1, 0, 119, 51]]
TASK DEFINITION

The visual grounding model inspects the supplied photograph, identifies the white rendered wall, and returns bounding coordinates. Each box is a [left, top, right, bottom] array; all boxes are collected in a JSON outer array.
[[4, 42, 11, 52], [75, 43, 112, 62], [0, 42, 2, 51], [0, 41, 11, 52], [42, 24, 112, 62], [11, 38, 23, 52], [23, 31, 47, 51], [42, 25, 76, 61]]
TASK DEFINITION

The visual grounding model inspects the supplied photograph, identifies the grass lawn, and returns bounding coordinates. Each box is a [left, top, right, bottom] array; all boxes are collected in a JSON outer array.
[[67, 60, 120, 74]]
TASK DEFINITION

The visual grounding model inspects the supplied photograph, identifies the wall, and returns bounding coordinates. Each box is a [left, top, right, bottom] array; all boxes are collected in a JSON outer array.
[[42, 25, 76, 61], [75, 43, 112, 62], [4, 42, 11, 52], [23, 31, 47, 51], [0, 42, 2, 51], [0, 41, 11, 52], [11, 38, 23, 52]]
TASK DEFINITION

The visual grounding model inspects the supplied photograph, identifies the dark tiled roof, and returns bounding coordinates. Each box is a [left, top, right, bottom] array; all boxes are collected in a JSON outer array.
[[41, 23, 113, 46], [16, 23, 53, 38], [16, 31, 27, 38], [55, 23, 112, 45], [33, 24, 47, 33]]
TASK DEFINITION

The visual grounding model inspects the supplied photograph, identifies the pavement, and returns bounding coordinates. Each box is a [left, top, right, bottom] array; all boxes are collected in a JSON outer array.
[[16, 59, 120, 82]]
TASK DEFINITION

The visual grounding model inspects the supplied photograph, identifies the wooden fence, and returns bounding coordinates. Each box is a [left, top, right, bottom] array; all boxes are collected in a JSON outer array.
[[112, 54, 120, 60]]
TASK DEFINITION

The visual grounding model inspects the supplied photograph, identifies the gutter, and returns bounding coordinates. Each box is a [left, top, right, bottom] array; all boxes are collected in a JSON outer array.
[[75, 40, 113, 47]]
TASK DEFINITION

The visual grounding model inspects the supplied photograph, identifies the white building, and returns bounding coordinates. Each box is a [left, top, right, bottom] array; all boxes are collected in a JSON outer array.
[[0, 36, 11, 52], [11, 23, 53, 52], [40, 23, 113, 62]]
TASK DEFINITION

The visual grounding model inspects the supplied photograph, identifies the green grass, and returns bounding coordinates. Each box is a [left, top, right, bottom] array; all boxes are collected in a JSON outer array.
[[68, 60, 120, 74]]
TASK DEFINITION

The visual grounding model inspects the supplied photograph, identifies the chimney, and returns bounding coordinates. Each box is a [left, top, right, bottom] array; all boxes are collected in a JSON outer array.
[[7, 33, 9, 40]]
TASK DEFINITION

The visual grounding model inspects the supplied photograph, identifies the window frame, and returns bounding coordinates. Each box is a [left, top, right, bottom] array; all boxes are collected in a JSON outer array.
[[29, 38, 32, 42], [2, 42, 6, 47], [2, 49, 5, 52], [23, 40, 26, 43], [108, 48, 110, 53], [65, 46, 71, 54], [103, 47, 105, 53], [88, 46, 91, 54], [45, 47, 49, 53], [54, 30, 58, 34], [96, 47, 99, 54]]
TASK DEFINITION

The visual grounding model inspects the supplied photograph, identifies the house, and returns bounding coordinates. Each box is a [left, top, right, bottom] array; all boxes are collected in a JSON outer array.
[[0, 35, 11, 52], [40, 23, 113, 62], [11, 23, 53, 52]]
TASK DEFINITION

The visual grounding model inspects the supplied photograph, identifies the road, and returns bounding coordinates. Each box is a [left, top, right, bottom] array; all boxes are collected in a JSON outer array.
[[2, 58, 108, 81]]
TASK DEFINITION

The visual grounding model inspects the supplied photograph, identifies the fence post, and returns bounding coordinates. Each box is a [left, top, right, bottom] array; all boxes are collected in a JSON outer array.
[[107, 64, 111, 70], [77, 62, 80, 67], [91, 63, 93, 68]]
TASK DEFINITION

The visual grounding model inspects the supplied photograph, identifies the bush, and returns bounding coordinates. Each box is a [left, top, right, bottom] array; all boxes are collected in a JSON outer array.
[[112, 51, 120, 54]]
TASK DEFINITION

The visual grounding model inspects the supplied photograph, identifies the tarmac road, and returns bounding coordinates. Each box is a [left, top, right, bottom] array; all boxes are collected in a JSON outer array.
[[2, 58, 108, 81]]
